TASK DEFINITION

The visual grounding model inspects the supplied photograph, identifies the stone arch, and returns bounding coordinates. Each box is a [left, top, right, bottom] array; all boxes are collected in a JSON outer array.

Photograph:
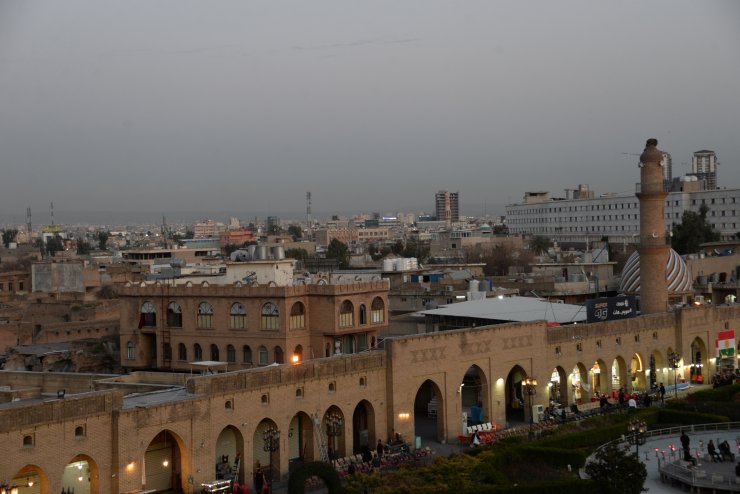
[[62, 453, 99, 494], [611, 355, 628, 393], [688, 337, 708, 384], [413, 379, 445, 443], [288, 411, 316, 463], [460, 364, 489, 427], [143, 429, 187, 493], [630, 352, 647, 391], [11, 464, 50, 494], [216, 425, 244, 484], [504, 364, 528, 425], [548, 366, 568, 406], [253, 418, 281, 484], [321, 406, 346, 460], [567, 362, 589, 405], [588, 359, 608, 397], [352, 400, 376, 454]]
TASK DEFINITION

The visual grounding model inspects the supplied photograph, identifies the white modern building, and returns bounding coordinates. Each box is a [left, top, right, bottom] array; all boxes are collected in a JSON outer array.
[[506, 187, 740, 245]]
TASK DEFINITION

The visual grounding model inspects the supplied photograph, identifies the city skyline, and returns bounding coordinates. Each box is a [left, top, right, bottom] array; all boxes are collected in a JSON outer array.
[[1, 1, 739, 220]]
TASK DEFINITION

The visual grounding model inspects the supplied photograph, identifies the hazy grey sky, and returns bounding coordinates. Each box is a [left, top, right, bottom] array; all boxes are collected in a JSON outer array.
[[1, 1, 739, 222]]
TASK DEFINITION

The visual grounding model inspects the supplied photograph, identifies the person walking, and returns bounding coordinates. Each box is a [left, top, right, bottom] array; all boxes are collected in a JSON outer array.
[[659, 383, 666, 404], [376, 439, 384, 459], [254, 464, 264, 494]]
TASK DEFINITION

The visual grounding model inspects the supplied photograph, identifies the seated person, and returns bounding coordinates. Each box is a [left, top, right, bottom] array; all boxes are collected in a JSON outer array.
[[683, 448, 697, 467], [718, 440, 735, 461]]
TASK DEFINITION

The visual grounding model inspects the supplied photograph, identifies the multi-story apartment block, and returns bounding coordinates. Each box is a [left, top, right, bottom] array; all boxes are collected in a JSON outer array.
[[314, 227, 390, 248], [117, 280, 389, 372], [692, 149, 719, 190], [506, 187, 740, 245], [194, 220, 227, 239], [435, 190, 460, 226]]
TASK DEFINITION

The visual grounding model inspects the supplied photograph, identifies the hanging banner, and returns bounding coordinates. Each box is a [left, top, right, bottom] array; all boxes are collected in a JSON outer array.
[[586, 296, 637, 323]]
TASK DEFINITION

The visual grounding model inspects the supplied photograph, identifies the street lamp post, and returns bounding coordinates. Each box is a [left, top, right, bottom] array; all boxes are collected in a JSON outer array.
[[627, 418, 647, 456], [667, 351, 680, 399], [325, 411, 343, 461], [523, 377, 538, 439], [262, 425, 280, 487]]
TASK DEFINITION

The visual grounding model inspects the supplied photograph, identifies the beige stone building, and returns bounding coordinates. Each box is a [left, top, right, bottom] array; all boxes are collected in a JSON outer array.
[[1, 303, 736, 494], [117, 280, 390, 372]]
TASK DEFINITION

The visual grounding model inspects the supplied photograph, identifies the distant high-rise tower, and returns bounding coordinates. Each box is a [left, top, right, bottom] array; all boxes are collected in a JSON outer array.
[[435, 190, 459, 227], [661, 152, 672, 191], [692, 149, 718, 189]]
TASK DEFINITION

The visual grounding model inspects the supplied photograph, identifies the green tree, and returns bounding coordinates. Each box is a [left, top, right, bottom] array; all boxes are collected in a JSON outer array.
[[493, 224, 509, 235], [528, 235, 551, 255], [1, 228, 18, 247], [76, 238, 92, 255], [287, 225, 303, 240], [403, 238, 430, 261], [584, 441, 646, 494], [97, 231, 110, 250], [184, 227, 195, 239], [285, 248, 309, 260], [326, 239, 349, 268], [671, 204, 720, 255], [45, 235, 64, 256], [390, 239, 405, 255]]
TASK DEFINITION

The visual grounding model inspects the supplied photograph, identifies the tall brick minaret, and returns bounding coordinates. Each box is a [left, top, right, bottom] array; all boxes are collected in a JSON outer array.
[[637, 138, 669, 314]]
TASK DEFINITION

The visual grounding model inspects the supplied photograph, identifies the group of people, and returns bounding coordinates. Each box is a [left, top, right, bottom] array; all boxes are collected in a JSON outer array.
[[706, 439, 736, 463], [711, 371, 738, 388]]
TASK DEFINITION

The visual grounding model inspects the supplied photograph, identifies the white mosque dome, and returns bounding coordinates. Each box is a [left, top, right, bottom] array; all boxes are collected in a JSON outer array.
[[619, 248, 692, 294]]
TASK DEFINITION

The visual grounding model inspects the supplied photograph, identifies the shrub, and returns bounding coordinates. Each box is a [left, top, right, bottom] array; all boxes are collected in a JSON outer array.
[[287, 461, 342, 494]]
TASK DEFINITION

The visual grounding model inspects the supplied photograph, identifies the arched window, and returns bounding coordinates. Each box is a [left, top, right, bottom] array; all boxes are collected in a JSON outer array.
[[139, 301, 156, 328], [227, 344, 236, 363], [127, 341, 136, 360], [274, 346, 284, 364], [167, 302, 182, 327], [211, 344, 220, 361], [243, 345, 252, 364], [289, 302, 305, 329], [258, 345, 268, 365], [359, 304, 367, 325], [371, 297, 385, 323], [197, 302, 214, 329], [194, 343, 203, 361], [178, 343, 187, 361], [339, 300, 354, 328], [261, 302, 280, 330], [230, 302, 246, 329], [294, 345, 303, 362]]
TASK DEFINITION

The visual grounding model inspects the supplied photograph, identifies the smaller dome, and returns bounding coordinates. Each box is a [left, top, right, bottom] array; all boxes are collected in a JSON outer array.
[[619, 248, 692, 294]]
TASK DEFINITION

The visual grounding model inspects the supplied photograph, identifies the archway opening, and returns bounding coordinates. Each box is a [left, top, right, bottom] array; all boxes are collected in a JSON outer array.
[[144, 430, 185, 493], [689, 337, 707, 384], [288, 411, 316, 471], [460, 365, 488, 428], [321, 407, 346, 461], [611, 356, 627, 394], [352, 400, 376, 454], [253, 419, 281, 486], [10, 465, 49, 494], [504, 365, 529, 426], [413, 379, 444, 443], [549, 366, 567, 406], [216, 426, 244, 484], [630, 352, 646, 391], [62, 455, 99, 494], [568, 363, 589, 405]]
